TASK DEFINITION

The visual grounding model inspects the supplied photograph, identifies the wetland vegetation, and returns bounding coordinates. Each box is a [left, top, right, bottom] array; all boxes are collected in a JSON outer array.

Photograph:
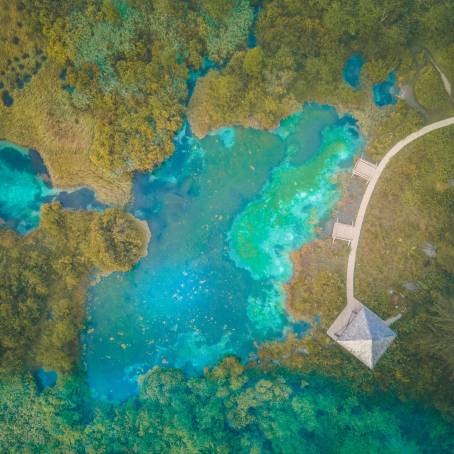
[[0, 0, 453, 452]]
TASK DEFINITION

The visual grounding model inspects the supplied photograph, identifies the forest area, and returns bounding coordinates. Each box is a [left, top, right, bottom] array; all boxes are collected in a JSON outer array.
[[0, 0, 454, 452], [188, 0, 454, 136], [1, 0, 453, 193], [0, 0, 260, 202], [1, 360, 453, 452]]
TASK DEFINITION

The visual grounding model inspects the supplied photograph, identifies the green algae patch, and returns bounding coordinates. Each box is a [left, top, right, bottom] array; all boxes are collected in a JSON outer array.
[[229, 107, 362, 283]]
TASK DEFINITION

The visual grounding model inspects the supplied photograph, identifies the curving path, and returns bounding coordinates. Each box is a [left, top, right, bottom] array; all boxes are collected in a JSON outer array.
[[346, 117, 454, 306], [432, 60, 452, 97], [424, 48, 453, 98]]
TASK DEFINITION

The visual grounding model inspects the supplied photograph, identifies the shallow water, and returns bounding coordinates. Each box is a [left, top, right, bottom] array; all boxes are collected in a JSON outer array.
[[373, 71, 399, 106], [1, 90, 13, 107], [343, 53, 364, 89], [85, 104, 363, 401], [342, 55, 400, 107], [34, 368, 58, 391], [0, 141, 107, 233], [0, 142, 56, 233]]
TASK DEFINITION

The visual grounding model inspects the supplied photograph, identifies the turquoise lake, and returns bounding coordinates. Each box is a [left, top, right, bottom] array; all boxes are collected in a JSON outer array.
[[85, 104, 363, 401]]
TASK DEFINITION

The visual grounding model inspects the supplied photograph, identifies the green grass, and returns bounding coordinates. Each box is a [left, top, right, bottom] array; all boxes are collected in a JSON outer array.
[[415, 63, 454, 120]]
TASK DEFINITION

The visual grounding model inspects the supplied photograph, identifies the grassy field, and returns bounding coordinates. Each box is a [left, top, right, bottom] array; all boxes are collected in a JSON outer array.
[[415, 62, 454, 120]]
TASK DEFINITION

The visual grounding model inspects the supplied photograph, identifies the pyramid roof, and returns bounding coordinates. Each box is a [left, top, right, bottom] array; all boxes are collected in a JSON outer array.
[[336, 306, 396, 368]]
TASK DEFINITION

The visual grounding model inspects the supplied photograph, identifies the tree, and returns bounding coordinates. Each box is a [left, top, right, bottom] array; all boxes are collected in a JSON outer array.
[[89, 208, 148, 272]]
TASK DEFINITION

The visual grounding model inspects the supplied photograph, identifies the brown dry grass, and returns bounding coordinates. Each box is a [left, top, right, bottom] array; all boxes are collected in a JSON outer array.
[[0, 63, 132, 205]]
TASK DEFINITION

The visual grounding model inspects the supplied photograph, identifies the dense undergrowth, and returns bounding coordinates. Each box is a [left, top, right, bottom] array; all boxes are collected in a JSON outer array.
[[0, 203, 148, 373], [0, 0, 256, 203], [1, 360, 453, 453], [188, 0, 454, 136], [1, 0, 453, 201]]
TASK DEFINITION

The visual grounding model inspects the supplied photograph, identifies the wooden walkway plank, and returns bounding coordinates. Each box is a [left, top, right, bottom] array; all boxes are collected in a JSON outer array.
[[332, 222, 355, 244], [346, 116, 454, 307], [352, 158, 377, 181]]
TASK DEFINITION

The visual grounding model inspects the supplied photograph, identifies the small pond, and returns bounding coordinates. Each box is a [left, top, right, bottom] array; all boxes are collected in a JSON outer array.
[[34, 368, 58, 391], [343, 53, 364, 89], [373, 71, 399, 106]]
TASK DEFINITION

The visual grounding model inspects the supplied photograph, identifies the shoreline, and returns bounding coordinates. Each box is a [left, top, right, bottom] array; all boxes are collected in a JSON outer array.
[[284, 169, 365, 323], [0, 134, 133, 207], [186, 99, 384, 326], [0, 72, 380, 208], [0, 64, 132, 207], [137, 219, 152, 260]]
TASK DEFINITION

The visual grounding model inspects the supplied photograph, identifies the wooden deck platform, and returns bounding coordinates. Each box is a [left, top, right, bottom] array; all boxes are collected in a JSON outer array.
[[352, 158, 377, 181], [332, 222, 355, 244], [327, 116, 454, 368]]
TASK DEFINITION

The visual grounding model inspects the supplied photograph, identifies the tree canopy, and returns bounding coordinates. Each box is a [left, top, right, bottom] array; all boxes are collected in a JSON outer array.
[[0, 202, 148, 373], [1, 361, 453, 453]]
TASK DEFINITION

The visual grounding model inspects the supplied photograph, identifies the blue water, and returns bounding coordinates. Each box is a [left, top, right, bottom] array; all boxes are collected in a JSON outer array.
[[373, 71, 399, 106], [343, 55, 399, 107], [247, 5, 261, 49], [57, 188, 107, 211], [187, 57, 220, 98], [85, 104, 364, 401], [1, 90, 13, 107], [0, 141, 106, 233], [343, 54, 364, 89], [35, 368, 58, 391], [0, 142, 57, 233]]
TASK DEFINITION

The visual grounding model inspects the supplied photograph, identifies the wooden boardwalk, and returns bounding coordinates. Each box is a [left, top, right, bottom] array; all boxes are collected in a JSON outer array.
[[346, 116, 454, 307], [352, 157, 377, 181], [328, 117, 454, 366], [332, 221, 355, 244]]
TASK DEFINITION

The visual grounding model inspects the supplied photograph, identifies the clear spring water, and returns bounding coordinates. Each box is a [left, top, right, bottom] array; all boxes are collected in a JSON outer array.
[[342, 55, 399, 107], [343, 53, 364, 89], [373, 71, 399, 106], [0, 141, 57, 233], [85, 104, 364, 401], [0, 142, 107, 234]]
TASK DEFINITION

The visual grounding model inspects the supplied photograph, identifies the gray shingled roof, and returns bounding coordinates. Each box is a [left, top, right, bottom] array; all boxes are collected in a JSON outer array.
[[336, 306, 396, 368]]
